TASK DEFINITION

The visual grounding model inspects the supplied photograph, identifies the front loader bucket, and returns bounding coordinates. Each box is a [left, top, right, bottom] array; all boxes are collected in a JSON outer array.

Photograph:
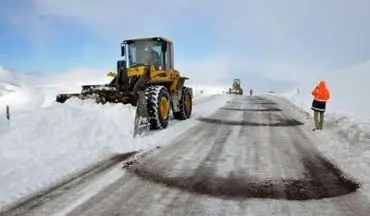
[[56, 93, 81, 103], [55, 85, 138, 105]]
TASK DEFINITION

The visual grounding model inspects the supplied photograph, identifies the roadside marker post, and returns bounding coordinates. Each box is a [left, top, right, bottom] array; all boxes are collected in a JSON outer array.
[[6, 105, 10, 126]]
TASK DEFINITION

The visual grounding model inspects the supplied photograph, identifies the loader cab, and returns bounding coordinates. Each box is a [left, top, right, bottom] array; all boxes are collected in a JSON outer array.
[[121, 37, 174, 71], [232, 79, 241, 88]]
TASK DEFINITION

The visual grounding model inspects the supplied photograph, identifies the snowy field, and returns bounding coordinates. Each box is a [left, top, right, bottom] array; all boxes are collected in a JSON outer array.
[[0, 66, 229, 211]]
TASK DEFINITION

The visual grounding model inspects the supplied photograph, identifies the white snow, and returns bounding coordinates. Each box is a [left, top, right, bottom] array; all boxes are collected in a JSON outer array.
[[0, 65, 229, 211]]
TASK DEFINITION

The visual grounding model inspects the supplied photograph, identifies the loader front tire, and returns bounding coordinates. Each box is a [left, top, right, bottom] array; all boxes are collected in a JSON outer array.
[[174, 86, 192, 120], [145, 85, 171, 130]]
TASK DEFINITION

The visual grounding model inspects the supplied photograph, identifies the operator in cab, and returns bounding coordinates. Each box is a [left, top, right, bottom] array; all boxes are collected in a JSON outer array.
[[145, 46, 161, 68]]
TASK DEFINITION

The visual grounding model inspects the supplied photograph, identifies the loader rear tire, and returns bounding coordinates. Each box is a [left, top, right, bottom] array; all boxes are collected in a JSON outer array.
[[145, 85, 171, 130], [173, 86, 192, 120]]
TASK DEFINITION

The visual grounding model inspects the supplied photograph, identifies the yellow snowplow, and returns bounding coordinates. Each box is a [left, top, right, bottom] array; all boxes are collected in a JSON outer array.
[[56, 37, 193, 137], [228, 78, 243, 95]]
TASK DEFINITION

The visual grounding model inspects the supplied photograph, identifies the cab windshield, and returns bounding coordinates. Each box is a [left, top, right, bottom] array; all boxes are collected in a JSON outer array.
[[126, 40, 163, 68]]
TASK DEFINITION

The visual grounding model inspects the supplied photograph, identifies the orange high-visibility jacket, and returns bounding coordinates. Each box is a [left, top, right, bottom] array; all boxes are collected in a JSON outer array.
[[312, 81, 330, 102]]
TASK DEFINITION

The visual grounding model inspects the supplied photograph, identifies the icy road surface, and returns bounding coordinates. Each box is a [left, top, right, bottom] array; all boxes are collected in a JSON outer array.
[[5, 95, 370, 216]]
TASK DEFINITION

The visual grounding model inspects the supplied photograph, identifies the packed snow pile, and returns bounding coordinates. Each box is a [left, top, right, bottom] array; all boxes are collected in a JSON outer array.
[[326, 114, 370, 147]]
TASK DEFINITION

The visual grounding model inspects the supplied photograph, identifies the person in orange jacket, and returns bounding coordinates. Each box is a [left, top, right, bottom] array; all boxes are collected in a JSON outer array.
[[311, 80, 331, 130]]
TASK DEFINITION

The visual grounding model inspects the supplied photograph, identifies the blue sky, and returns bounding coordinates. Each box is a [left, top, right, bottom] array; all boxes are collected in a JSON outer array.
[[2, 0, 370, 88]]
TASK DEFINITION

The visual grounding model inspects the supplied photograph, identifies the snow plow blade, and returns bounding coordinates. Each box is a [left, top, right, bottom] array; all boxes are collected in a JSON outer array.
[[56, 84, 138, 104], [56, 85, 150, 137], [133, 91, 150, 137]]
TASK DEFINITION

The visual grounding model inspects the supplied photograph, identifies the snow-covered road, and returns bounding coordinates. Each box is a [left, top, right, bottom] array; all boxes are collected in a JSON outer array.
[[4, 95, 370, 216]]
